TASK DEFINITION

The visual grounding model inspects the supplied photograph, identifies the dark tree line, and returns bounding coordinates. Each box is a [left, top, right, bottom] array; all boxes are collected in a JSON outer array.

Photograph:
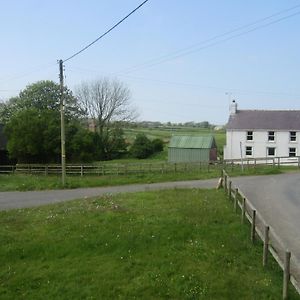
[[0, 79, 134, 163]]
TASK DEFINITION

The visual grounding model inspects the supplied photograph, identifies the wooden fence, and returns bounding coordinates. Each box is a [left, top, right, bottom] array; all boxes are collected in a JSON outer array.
[[0, 161, 221, 176], [0, 155, 299, 176], [222, 170, 300, 299]]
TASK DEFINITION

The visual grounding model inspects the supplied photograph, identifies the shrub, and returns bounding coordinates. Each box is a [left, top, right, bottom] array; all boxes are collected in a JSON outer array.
[[152, 138, 164, 152], [130, 134, 154, 159]]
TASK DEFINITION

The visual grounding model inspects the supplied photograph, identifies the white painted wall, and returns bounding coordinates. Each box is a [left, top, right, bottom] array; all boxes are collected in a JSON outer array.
[[224, 130, 300, 162]]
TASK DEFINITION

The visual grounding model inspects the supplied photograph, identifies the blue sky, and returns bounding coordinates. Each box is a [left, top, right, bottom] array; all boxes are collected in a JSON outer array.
[[1, 0, 300, 124]]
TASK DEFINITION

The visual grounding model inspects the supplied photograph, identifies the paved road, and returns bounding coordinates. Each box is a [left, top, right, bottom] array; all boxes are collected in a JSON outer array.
[[0, 178, 219, 210], [232, 173, 300, 268]]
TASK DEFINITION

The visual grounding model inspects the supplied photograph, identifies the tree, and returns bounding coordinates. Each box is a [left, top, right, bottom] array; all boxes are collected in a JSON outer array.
[[67, 123, 96, 162], [152, 138, 164, 153], [130, 134, 153, 159], [76, 78, 136, 160], [0, 80, 82, 124], [103, 126, 127, 160], [3, 81, 93, 163]]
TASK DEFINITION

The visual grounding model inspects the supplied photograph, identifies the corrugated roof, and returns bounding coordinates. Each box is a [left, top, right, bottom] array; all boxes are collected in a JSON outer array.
[[169, 135, 215, 149], [226, 110, 300, 130]]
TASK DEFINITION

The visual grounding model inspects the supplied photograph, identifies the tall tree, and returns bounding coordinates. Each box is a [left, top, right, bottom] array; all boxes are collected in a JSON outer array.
[[3, 81, 92, 163], [76, 78, 136, 133], [76, 78, 136, 159], [0, 80, 82, 124]]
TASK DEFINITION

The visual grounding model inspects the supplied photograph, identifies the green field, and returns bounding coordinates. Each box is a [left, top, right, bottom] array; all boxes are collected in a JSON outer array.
[[123, 126, 226, 161], [0, 189, 298, 299], [0, 164, 289, 192]]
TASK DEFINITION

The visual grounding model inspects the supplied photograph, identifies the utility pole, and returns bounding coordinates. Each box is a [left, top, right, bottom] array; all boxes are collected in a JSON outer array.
[[59, 59, 66, 186]]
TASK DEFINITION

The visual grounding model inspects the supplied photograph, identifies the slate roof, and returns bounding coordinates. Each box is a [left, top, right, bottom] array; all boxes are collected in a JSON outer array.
[[0, 124, 7, 150], [226, 110, 300, 130], [169, 135, 215, 149]]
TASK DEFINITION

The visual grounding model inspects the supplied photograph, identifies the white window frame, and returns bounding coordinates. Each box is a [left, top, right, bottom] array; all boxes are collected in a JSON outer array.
[[267, 147, 275, 156], [268, 131, 275, 142], [290, 131, 296, 142], [289, 147, 296, 157], [246, 131, 253, 141], [245, 146, 253, 156]]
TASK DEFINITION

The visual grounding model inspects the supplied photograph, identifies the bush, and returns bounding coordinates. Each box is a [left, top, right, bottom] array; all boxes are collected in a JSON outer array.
[[130, 135, 164, 159], [130, 134, 153, 159], [152, 138, 164, 152]]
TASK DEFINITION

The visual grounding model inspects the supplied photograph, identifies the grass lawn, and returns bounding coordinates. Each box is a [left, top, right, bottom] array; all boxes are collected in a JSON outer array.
[[0, 165, 297, 192], [0, 189, 298, 299]]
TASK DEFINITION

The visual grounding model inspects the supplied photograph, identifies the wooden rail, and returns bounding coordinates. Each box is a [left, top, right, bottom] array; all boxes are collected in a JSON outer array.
[[0, 155, 299, 176], [0, 161, 222, 176], [222, 170, 300, 299]]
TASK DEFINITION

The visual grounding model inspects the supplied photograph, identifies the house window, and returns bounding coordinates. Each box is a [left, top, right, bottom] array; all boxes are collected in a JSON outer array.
[[267, 147, 275, 156], [290, 131, 296, 142], [246, 131, 253, 141], [289, 148, 296, 157], [245, 146, 252, 156], [268, 131, 275, 141]]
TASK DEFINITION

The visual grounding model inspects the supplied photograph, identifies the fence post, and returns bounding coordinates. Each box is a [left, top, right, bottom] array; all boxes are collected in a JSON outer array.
[[298, 157, 300, 168], [278, 157, 280, 168], [224, 175, 227, 193], [228, 181, 232, 199], [241, 197, 246, 224], [263, 225, 269, 267], [283, 250, 291, 300], [45, 165, 48, 176], [251, 209, 256, 243], [234, 188, 238, 212]]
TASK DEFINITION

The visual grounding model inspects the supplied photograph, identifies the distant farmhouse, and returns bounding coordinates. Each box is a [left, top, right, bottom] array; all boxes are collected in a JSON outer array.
[[168, 135, 217, 163], [224, 101, 300, 162]]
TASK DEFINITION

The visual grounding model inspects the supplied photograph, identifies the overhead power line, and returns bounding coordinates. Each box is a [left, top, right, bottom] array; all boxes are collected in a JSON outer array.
[[63, 0, 149, 63], [115, 5, 300, 75], [68, 66, 300, 98]]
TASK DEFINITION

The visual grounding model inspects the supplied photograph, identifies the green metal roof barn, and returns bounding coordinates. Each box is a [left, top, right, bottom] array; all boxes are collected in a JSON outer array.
[[168, 135, 217, 163]]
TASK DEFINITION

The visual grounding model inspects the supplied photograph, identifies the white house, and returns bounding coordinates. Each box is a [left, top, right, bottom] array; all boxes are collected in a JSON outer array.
[[223, 101, 300, 163]]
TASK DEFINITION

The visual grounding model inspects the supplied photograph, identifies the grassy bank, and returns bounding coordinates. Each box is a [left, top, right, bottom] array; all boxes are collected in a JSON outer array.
[[0, 165, 297, 192], [0, 189, 298, 299]]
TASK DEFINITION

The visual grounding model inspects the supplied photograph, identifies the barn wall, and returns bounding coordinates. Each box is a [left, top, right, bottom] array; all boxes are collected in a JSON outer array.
[[168, 148, 210, 163]]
